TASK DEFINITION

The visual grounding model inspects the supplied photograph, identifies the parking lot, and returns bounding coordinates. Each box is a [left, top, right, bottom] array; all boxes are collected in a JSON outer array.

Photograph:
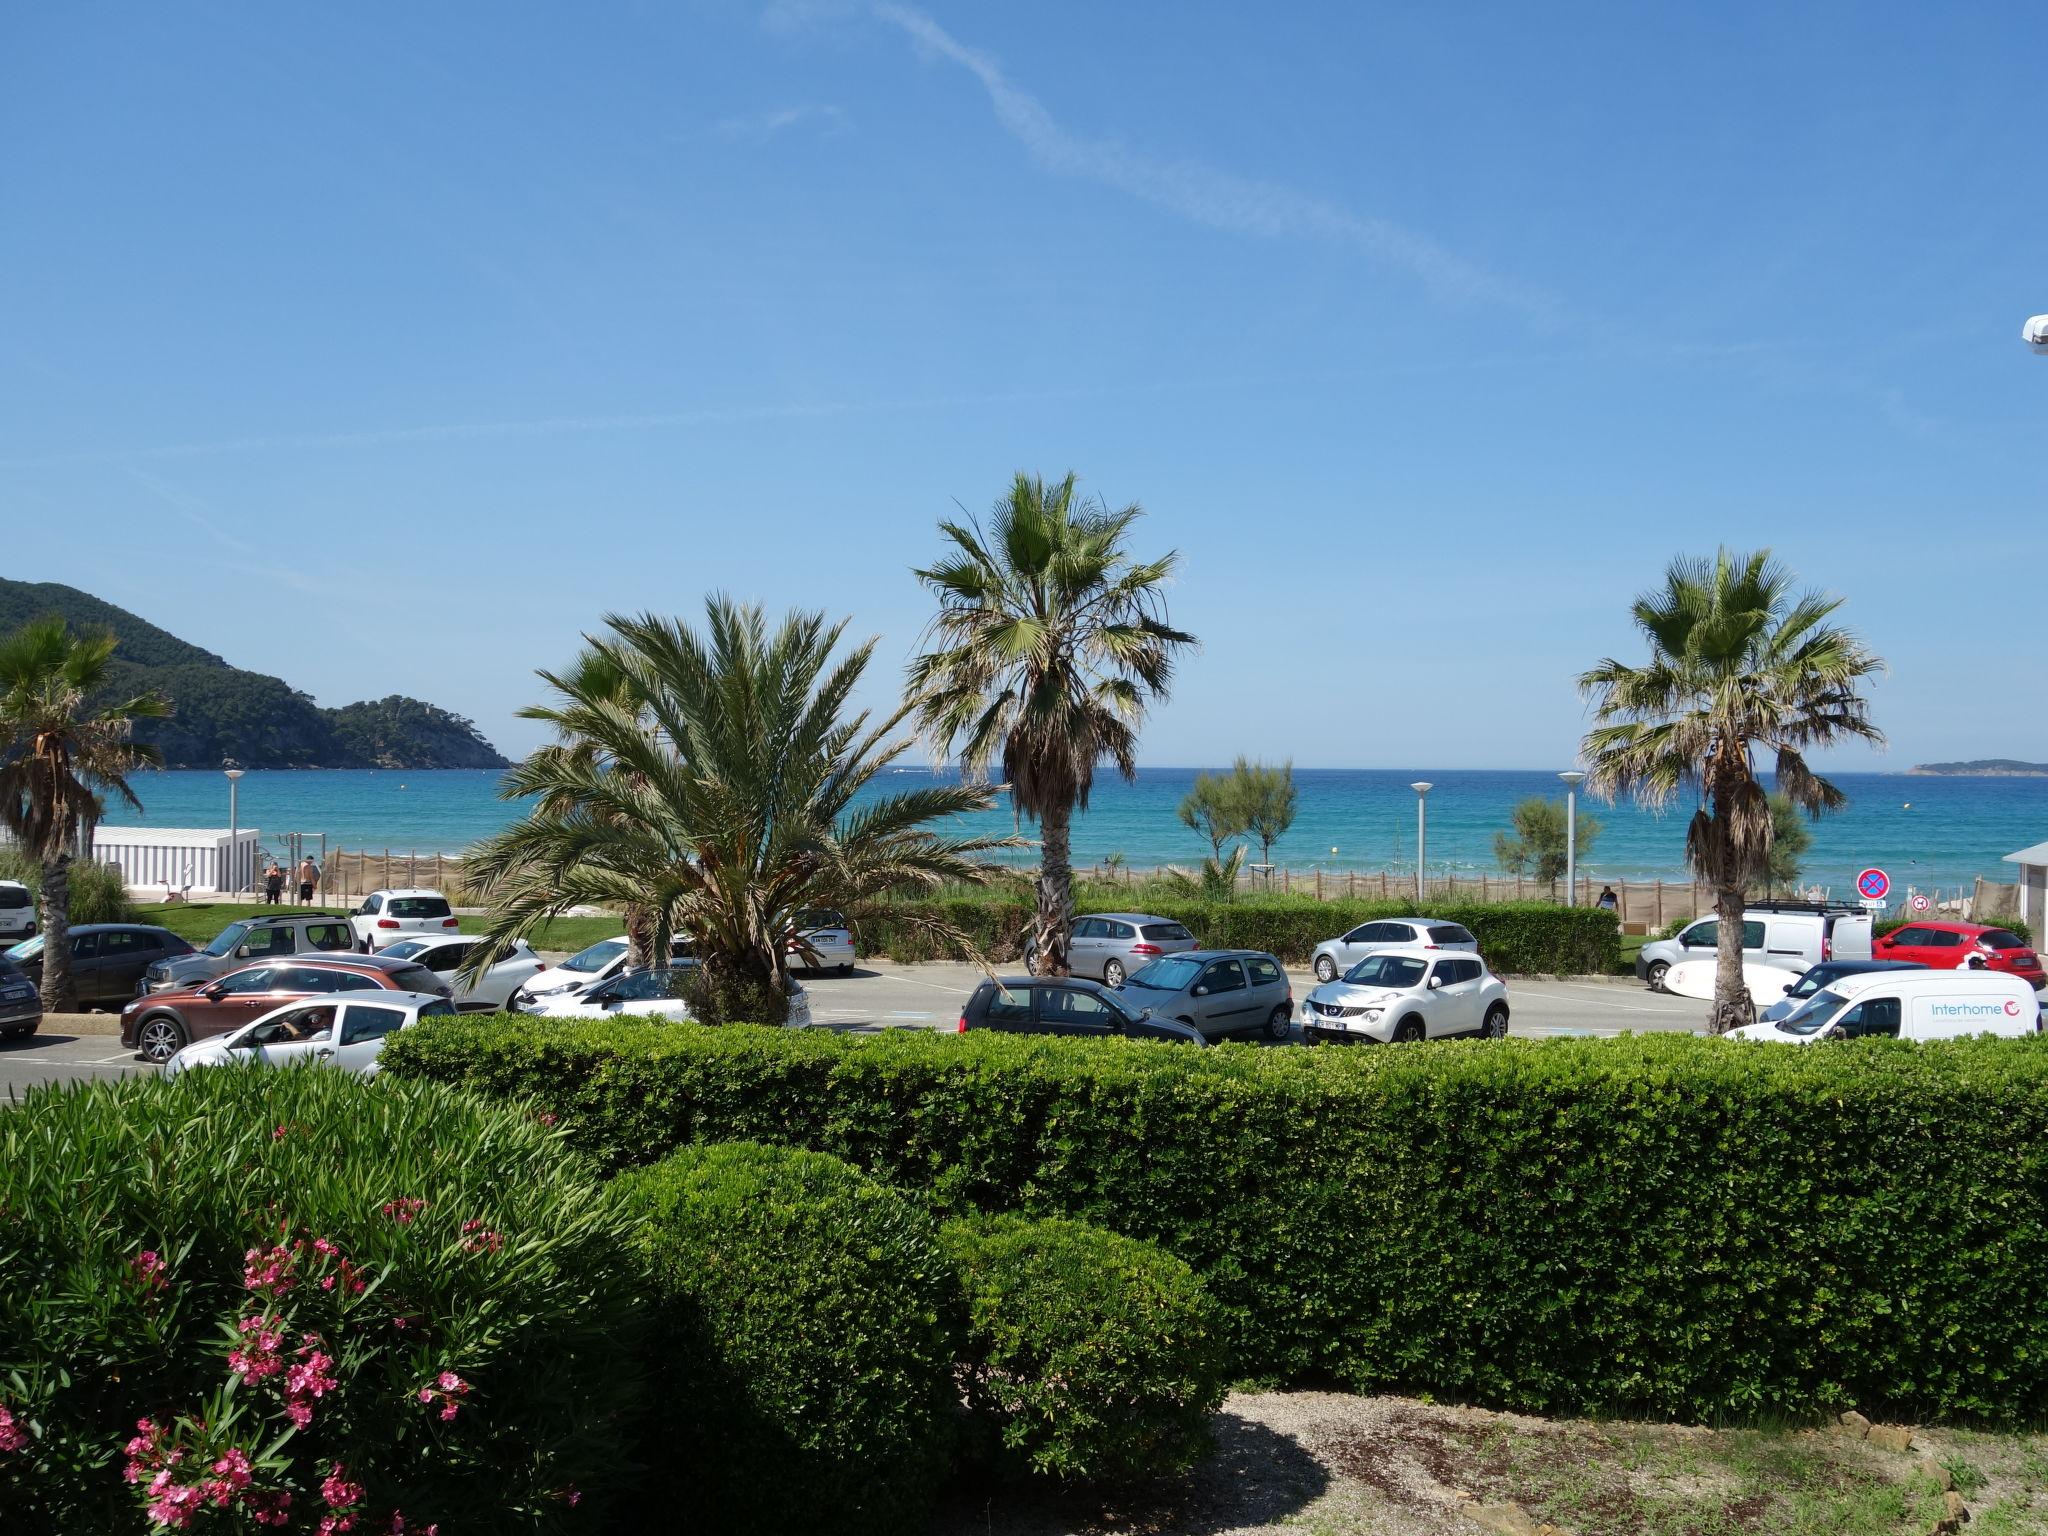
[[0, 964, 1709, 1097]]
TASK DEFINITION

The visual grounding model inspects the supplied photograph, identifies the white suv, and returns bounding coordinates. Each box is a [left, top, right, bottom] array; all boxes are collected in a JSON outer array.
[[0, 881, 35, 944], [1310, 918, 1478, 983], [351, 889, 459, 951], [1300, 948, 1509, 1044]]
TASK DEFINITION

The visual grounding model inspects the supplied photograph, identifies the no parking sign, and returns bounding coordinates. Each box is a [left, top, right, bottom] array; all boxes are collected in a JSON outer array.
[[1855, 867, 1891, 904]]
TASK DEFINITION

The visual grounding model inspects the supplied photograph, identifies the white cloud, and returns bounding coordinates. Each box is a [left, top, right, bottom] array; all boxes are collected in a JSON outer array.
[[870, 4, 1561, 320], [711, 102, 851, 142]]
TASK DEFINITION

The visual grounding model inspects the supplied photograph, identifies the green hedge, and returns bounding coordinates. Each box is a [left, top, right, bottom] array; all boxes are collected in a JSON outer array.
[[0, 850, 136, 927], [612, 1142, 956, 1535], [0, 1067, 643, 1534], [384, 1017, 2048, 1425], [864, 896, 1619, 975], [941, 1214, 1227, 1483]]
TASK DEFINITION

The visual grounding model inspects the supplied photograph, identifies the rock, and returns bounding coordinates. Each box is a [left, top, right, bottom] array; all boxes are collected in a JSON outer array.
[[1468, 1503, 1543, 1536], [1837, 1410, 1873, 1439], [1917, 1457, 1954, 1490], [1945, 1490, 1968, 1522], [1868, 1423, 1915, 1453]]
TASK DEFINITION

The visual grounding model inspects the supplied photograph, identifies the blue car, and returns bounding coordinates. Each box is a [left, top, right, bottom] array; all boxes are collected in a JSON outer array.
[[1756, 959, 1925, 1022]]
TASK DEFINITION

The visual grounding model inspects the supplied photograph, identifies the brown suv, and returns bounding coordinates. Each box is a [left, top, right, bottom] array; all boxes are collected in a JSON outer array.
[[120, 954, 451, 1065]]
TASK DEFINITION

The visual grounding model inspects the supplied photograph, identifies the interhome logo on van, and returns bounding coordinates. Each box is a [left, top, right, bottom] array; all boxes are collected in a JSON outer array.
[[1929, 999, 2023, 1019]]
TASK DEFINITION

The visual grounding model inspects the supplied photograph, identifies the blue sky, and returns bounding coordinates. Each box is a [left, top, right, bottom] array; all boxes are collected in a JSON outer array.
[[2, 2, 2043, 768]]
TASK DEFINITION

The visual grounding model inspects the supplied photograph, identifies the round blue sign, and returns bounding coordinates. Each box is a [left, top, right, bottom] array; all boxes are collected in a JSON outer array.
[[1855, 867, 1890, 901]]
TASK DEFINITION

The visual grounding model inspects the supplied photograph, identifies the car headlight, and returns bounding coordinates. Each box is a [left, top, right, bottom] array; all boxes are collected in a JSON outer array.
[[1361, 1008, 1383, 1021]]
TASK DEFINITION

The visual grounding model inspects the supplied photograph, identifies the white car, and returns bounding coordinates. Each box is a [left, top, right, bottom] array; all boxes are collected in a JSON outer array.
[[0, 881, 34, 944], [350, 889, 459, 952], [377, 935, 545, 1012], [513, 934, 696, 1009], [1299, 948, 1509, 1044], [1310, 918, 1478, 983], [520, 965, 814, 1029], [160, 991, 456, 1079], [1725, 970, 2040, 1046], [785, 908, 856, 975]]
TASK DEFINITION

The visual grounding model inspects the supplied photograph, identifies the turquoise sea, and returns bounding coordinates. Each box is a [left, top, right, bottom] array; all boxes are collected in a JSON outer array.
[[95, 767, 2048, 894]]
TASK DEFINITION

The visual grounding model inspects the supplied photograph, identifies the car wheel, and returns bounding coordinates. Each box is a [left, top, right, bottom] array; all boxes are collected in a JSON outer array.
[[1483, 1004, 1509, 1040], [137, 1015, 186, 1065], [1103, 959, 1125, 988], [1393, 1016, 1425, 1044], [1314, 955, 1337, 983], [1645, 960, 1670, 993], [1264, 1003, 1292, 1041], [837, 962, 853, 977], [1023, 949, 1038, 977]]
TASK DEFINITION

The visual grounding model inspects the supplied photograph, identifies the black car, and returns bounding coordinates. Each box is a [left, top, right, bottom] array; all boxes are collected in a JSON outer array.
[[0, 955, 40, 1039], [3, 924, 195, 1008], [1756, 958, 1926, 1021], [956, 977, 1206, 1044]]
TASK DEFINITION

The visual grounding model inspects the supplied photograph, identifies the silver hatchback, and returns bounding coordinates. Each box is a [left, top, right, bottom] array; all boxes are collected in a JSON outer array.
[[1049, 912, 1199, 987], [1117, 949, 1293, 1041]]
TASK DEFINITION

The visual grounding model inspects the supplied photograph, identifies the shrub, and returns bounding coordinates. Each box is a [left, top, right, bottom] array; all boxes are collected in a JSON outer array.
[[863, 895, 1619, 974], [611, 1142, 955, 1535], [0, 1068, 643, 1534], [0, 850, 135, 926], [385, 1017, 2048, 1425], [940, 1214, 1227, 1483]]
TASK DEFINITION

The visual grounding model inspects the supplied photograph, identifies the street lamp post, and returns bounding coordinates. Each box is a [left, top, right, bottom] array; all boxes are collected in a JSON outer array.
[[224, 767, 245, 896], [1409, 782, 1433, 904], [1558, 770, 1586, 905]]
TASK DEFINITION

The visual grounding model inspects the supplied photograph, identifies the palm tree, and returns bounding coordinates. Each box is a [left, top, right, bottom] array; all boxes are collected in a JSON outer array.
[[460, 599, 1016, 1021], [0, 619, 167, 1009], [1578, 551, 1883, 1032], [907, 472, 1196, 976]]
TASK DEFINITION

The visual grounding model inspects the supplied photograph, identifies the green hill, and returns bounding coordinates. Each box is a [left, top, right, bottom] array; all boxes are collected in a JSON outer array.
[[0, 579, 509, 770]]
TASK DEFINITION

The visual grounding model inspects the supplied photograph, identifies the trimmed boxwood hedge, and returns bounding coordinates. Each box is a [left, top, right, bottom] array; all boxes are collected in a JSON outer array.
[[940, 1214, 1227, 1483], [384, 1017, 2048, 1425], [612, 1142, 956, 1535], [863, 896, 1619, 974]]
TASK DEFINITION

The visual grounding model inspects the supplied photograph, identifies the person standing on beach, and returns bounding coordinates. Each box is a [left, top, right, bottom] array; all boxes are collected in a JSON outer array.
[[264, 861, 285, 905], [297, 855, 320, 906]]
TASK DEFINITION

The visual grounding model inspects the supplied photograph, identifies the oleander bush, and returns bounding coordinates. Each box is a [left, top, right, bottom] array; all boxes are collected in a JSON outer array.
[[862, 895, 1619, 974], [940, 1213, 1227, 1484], [384, 1016, 2048, 1425], [0, 850, 136, 927], [612, 1142, 955, 1536], [0, 1068, 644, 1535]]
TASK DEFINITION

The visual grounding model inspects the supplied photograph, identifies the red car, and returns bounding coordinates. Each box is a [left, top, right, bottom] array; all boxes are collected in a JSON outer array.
[[1873, 921, 2046, 989]]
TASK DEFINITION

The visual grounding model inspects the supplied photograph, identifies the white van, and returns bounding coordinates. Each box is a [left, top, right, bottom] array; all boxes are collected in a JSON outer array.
[[0, 881, 34, 944], [1637, 902, 1873, 991], [1725, 969, 2040, 1045]]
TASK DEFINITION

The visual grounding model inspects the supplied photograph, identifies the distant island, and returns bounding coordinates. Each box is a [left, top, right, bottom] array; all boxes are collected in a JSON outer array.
[[0, 578, 509, 770], [1909, 759, 2048, 777]]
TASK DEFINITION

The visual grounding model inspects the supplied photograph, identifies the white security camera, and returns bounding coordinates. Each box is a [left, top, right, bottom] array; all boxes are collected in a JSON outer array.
[[2027, 314, 2048, 356]]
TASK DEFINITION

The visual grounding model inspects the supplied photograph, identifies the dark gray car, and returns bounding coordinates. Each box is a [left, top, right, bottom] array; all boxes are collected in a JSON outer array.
[[958, 977, 1205, 1044], [143, 913, 359, 995], [1117, 949, 1294, 1042]]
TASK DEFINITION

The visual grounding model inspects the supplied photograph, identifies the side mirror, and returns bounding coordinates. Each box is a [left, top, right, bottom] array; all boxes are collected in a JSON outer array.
[[1782, 982, 1797, 994], [235, 946, 252, 959], [1427, 976, 1443, 990], [1824, 1024, 1847, 1041], [1191, 985, 1208, 997], [199, 983, 223, 1000]]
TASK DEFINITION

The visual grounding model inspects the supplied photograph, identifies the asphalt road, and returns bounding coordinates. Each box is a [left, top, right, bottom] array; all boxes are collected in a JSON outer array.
[[0, 964, 1709, 1097]]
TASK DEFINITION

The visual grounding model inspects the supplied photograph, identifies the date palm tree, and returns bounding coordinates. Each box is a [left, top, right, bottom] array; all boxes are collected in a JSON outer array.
[[0, 619, 167, 1010], [907, 472, 1195, 976], [1578, 550, 1883, 1032], [460, 599, 1015, 1020]]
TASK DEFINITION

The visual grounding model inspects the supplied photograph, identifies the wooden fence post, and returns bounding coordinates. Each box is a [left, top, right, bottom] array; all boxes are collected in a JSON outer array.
[[1315, 869, 1323, 900]]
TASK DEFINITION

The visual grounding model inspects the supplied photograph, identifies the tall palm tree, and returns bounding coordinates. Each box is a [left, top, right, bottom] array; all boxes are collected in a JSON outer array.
[[0, 619, 167, 1009], [908, 472, 1195, 976], [1578, 550, 1883, 1032], [460, 599, 1015, 1020]]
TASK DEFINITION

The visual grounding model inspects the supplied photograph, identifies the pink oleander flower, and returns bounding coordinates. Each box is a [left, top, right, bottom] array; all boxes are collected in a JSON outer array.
[[228, 1315, 286, 1384], [207, 1447, 252, 1498], [459, 1219, 503, 1255], [245, 1488, 293, 1527], [417, 1369, 471, 1421], [123, 1418, 170, 1483], [381, 1197, 426, 1224], [242, 1243, 297, 1296], [387, 1513, 438, 1535], [129, 1249, 168, 1291], [311, 1237, 340, 1257], [0, 1403, 26, 1452], [147, 1480, 205, 1529], [272, 1125, 289, 1141], [321, 1464, 364, 1509]]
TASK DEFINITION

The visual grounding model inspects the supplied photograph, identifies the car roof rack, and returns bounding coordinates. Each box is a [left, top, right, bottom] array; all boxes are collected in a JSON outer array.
[[1743, 900, 1865, 916]]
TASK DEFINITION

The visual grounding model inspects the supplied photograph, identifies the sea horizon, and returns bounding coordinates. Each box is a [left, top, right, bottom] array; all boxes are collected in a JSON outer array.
[[91, 765, 2048, 895]]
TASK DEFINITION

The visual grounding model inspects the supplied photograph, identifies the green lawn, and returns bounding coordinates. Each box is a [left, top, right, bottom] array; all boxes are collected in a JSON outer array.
[[132, 903, 622, 956]]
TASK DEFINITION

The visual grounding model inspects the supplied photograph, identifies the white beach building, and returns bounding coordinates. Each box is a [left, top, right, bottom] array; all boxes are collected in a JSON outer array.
[[2002, 838, 2048, 938]]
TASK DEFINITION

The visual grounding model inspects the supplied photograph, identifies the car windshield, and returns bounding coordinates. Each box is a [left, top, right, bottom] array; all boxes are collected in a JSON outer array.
[[0, 886, 28, 909], [5, 935, 44, 962], [381, 939, 431, 960], [387, 897, 452, 919], [562, 938, 628, 973], [1126, 956, 1204, 992], [1979, 930, 2026, 951], [1776, 988, 1854, 1037], [1344, 954, 1428, 989], [204, 921, 256, 958], [794, 909, 843, 930]]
